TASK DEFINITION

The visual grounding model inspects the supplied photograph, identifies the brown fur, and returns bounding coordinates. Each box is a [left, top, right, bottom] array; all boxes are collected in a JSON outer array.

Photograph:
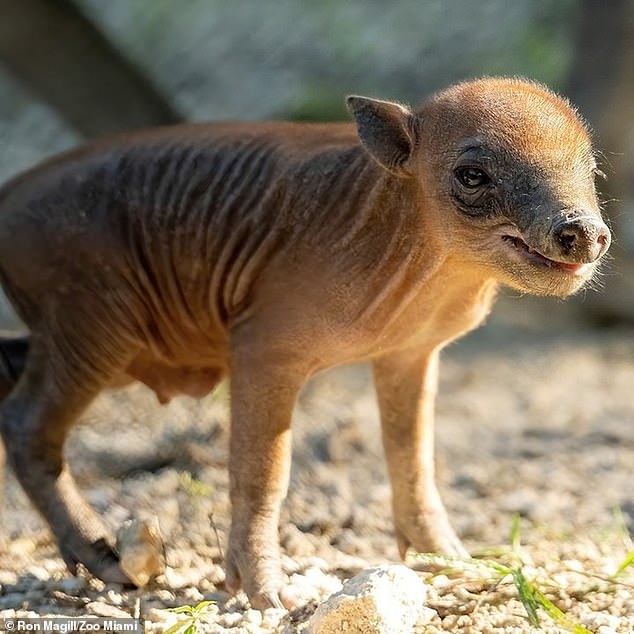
[[0, 78, 610, 609]]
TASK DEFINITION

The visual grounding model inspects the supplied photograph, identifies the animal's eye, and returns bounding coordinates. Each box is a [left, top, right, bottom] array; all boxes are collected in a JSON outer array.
[[455, 167, 490, 189]]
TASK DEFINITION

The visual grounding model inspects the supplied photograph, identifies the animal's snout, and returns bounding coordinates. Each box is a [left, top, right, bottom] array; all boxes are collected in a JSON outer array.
[[553, 216, 611, 263]]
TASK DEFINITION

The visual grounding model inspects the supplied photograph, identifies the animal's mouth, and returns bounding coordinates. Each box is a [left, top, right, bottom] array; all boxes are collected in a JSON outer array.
[[501, 234, 592, 276]]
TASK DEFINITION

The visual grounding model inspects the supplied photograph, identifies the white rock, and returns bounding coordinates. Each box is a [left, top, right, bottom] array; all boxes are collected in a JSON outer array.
[[260, 607, 286, 629], [308, 565, 433, 634], [286, 567, 343, 605], [243, 609, 263, 626], [116, 516, 165, 587], [584, 611, 621, 633], [145, 608, 177, 624], [219, 611, 243, 627]]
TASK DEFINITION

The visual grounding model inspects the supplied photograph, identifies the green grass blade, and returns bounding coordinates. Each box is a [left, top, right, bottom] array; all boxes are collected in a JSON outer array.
[[511, 567, 592, 634], [162, 620, 190, 634], [192, 600, 216, 615], [613, 550, 634, 578], [168, 606, 195, 615], [512, 568, 540, 626], [510, 513, 522, 555], [612, 507, 633, 544], [532, 586, 592, 634], [413, 552, 511, 577], [180, 472, 213, 499]]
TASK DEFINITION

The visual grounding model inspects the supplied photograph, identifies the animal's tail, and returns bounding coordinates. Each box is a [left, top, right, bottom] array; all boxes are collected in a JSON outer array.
[[0, 335, 29, 399]]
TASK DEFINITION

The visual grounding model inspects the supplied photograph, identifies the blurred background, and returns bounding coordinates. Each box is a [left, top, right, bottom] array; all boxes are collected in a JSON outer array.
[[0, 0, 632, 322]]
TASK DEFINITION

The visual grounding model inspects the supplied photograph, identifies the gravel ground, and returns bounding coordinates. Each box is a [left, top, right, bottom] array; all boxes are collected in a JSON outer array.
[[0, 296, 633, 633]]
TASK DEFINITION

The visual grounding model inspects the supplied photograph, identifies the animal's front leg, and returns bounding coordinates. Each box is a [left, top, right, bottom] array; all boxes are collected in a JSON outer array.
[[225, 347, 303, 610], [373, 348, 467, 559]]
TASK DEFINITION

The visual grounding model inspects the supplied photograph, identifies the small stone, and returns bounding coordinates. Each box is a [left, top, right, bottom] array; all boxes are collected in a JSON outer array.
[[116, 516, 165, 587], [8, 537, 39, 557], [260, 607, 286, 629], [163, 566, 201, 589], [0, 570, 18, 585], [150, 589, 176, 602], [145, 608, 177, 624], [85, 602, 130, 618], [430, 574, 451, 589], [204, 563, 225, 586], [24, 565, 50, 581], [308, 565, 432, 634], [583, 611, 622, 633], [303, 566, 343, 595], [243, 609, 262, 626], [286, 567, 343, 605], [104, 589, 125, 606], [220, 611, 243, 627]]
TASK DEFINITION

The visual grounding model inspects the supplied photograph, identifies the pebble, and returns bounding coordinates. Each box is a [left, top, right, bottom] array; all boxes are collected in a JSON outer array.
[[308, 565, 432, 634], [0, 570, 18, 585], [144, 608, 177, 624], [104, 589, 125, 606], [158, 497, 181, 527], [583, 611, 621, 632], [116, 517, 165, 587], [243, 609, 262, 627], [203, 563, 226, 585], [260, 608, 286, 630], [24, 565, 50, 582], [7, 537, 39, 558], [163, 566, 201, 589], [286, 567, 342, 605], [220, 611, 243, 627], [180, 586, 205, 604], [149, 589, 176, 602], [85, 602, 131, 618]]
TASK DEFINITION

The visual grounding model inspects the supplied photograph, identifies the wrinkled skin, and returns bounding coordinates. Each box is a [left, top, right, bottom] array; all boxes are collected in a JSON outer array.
[[0, 78, 610, 609]]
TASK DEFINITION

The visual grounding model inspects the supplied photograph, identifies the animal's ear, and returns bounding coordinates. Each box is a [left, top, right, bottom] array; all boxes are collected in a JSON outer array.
[[346, 95, 416, 177]]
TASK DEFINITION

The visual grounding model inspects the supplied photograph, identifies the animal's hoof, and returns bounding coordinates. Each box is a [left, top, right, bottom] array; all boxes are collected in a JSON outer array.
[[250, 589, 285, 611], [395, 526, 469, 560], [60, 538, 134, 586], [248, 586, 299, 611], [224, 545, 296, 611]]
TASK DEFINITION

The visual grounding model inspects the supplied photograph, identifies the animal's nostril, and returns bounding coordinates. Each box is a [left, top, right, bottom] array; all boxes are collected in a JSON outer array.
[[558, 229, 578, 253], [596, 227, 611, 259], [555, 219, 610, 260]]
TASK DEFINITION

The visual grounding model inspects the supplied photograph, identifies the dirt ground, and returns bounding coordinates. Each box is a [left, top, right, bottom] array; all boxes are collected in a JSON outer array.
[[0, 295, 633, 633]]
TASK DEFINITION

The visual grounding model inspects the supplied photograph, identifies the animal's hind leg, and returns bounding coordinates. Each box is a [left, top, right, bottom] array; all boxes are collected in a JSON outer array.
[[0, 333, 133, 583]]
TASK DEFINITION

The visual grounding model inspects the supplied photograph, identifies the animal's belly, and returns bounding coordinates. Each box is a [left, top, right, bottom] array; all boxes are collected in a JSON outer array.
[[122, 357, 225, 404]]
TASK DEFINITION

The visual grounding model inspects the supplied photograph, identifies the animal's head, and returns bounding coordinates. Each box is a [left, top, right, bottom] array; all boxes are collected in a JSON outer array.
[[347, 77, 610, 297]]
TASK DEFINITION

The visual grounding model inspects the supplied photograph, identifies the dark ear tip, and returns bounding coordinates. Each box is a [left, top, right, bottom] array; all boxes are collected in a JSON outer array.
[[345, 95, 365, 114]]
